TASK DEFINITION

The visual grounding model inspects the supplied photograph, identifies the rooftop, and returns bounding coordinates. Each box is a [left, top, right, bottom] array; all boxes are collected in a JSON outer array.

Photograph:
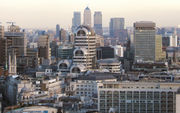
[[134, 21, 156, 28], [97, 58, 120, 64], [77, 72, 119, 81], [85, 7, 90, 10]]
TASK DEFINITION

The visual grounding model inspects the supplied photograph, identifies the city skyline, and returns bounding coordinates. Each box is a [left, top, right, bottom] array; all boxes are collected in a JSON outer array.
[[0, 0, 180, 29]]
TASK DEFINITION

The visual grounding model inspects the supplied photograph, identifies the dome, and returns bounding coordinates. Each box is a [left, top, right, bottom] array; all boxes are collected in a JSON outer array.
[[76, 25, 95, 36]]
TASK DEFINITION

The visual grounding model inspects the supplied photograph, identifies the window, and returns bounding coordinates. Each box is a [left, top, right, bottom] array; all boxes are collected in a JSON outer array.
[[77, 30, 86, 36]]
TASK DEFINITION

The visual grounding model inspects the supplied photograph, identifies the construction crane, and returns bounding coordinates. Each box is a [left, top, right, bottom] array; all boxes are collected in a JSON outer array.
[[6, 22, 16, 26], [6, 22, 16, 32]]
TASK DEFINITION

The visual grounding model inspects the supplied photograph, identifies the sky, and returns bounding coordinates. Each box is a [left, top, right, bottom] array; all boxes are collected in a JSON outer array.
[[0, 0, 180, 29]]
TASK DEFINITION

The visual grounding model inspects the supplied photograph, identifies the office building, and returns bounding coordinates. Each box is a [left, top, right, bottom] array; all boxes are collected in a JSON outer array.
[[176, 90, 180, 113], [134, 21, 165, 62], [0, 38, 7, 67], [162, 34, 178, 48], [132, 62, 168, 72], [60, 28, 68, 43], [0, 26, 5, 67], [5, 25, 27, 57], [109, 18, 125, 37], [68, 74, 117, 98], [58, 43, 74, 59], [17, 48, 39, 73], [55, 24, 60, 38], [114, 45, 124, 57], [0, 93, 2, 113], [73, 25, 96, 70], [83, 7, 91, 27], [72, 12, 81, 32], [98, 82, 179, 113], [96, 35, 104, 47], [155, 35, 166, 61], [169, 35, 177, 47], [94, 11, 103, 35], [109, 18, 128, 43], [5, 106, 57, 113], [38, 35, 51, 64], [96, 46, 115, 60], [97, 58, 121, 73], [0, 25, 4, 38], [50, 41, 59, 57]]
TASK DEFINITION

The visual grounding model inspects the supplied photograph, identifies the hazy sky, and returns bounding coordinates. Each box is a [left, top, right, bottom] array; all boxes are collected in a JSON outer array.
[[0, 0, 180, 29]]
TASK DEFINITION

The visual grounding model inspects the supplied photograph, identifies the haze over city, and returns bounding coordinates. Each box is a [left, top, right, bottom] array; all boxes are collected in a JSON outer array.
[[1, 0, 180, 112], [0, 0, 180, 29]]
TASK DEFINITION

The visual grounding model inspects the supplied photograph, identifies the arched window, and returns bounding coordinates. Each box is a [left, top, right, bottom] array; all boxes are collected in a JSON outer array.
[[72, 67, 81, 73], [59, 63, 68, 69], [75, 50, 84, 56], [77, 30, 86, 36]]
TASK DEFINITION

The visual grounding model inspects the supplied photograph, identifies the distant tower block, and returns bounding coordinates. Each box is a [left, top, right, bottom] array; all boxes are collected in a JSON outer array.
[[83, 7, 92, 27]]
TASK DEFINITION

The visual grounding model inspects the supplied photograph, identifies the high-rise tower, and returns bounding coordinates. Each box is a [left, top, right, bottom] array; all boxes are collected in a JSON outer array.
[[134, 21, 165, 62], [109, 18, 125, 37], [72, 25, 96, 70], [56, 24, 60, 38], [83, 7, 91, 27], [94, 11, 103, 36], [38, 34, 51, 64], [72, 12, 81, 32]]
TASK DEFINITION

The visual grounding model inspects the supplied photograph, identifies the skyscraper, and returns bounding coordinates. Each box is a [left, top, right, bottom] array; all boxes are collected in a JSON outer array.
[[94, 11, 103, 36], [109, 18, 127, 43], [134, 21, 165, 62], [72, 12, 81, 32], [109, 18, 125, 37], [38, 34, 51, 64], [83, 7, 91, 27], [55, 24, 60, 38]]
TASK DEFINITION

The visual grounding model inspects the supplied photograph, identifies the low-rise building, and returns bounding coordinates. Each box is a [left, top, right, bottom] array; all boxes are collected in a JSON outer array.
[[68, 73, 117, 98], [41, 77, 64, 96], [4, 106, 57, 113], [132, 62, 168, 72], [97, 59, 121, 73], [98, 82, 180, 113]]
